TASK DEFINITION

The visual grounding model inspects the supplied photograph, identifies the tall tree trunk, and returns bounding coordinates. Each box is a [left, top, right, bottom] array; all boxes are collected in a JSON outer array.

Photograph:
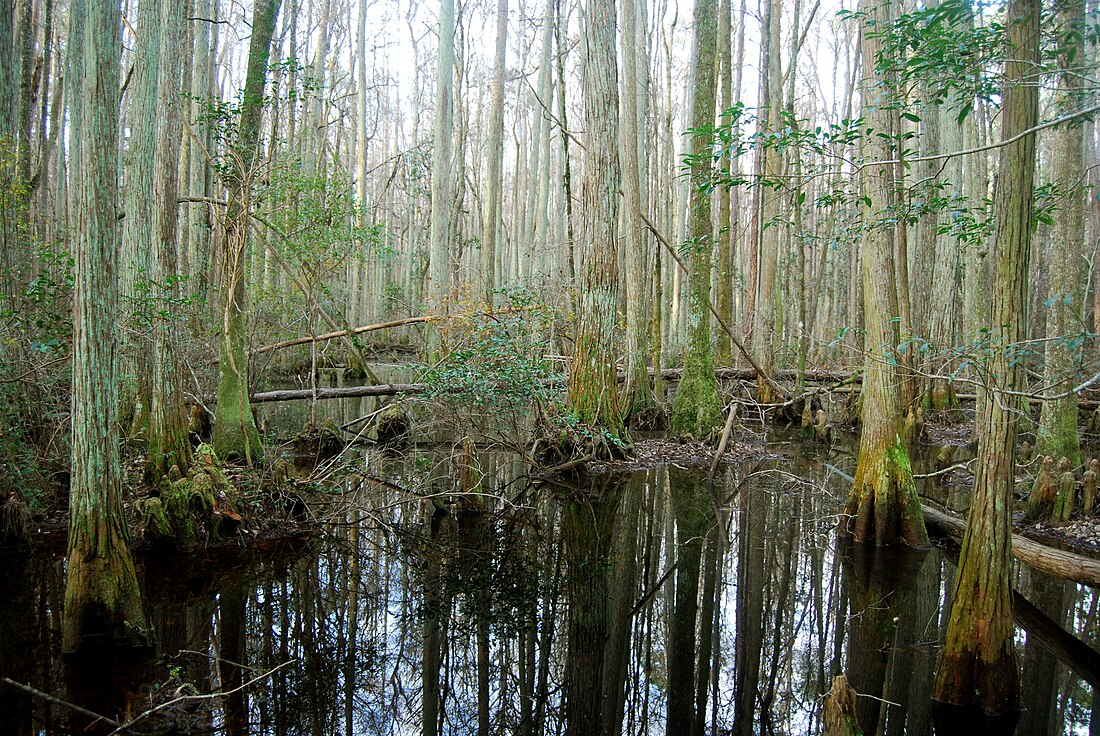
[[933, 0, 1039, 722], [0, 0, 19, 298], [715, 0, 734, 365], [63, 0, 150, 653], [621, 0, 654, 416], [670, 0, 721, 438], [147, 0, 192, 479], [555, 0, 576, 285], [566, 0, 625, 440], [427, 0, 455, 359], [1036, 0, 1086, 467], [842, 0, 929, 548], [187, 0, 215, 294], [119, 0, 164, 435], [924, 87, 966, 413], [482, 0, 508, 304], [212, 0, 282, 463], [749, 0, 782, 401]]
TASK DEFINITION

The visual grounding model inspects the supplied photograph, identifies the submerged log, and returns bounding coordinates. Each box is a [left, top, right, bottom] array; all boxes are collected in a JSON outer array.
[[922, 505, 1100, 588]]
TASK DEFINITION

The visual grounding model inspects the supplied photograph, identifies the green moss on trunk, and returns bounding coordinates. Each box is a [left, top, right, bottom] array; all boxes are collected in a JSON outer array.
[[213, 310, 264, 463], [670, 317, 722, 438], [1037, 396, 1081, 469], [843, 435, 929, 547], [670, 0, 721, 440]]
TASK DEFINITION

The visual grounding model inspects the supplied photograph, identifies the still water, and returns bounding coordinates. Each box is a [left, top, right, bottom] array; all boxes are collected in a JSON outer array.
[[0, 431, 1097, 735]]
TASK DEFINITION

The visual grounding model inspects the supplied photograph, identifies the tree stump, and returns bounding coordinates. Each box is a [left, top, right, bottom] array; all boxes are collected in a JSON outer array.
[[824, 675, 864, 736], [1026, 456, 1056, 520], [1053, 457, 1075, 521], [1083, 459, 1098, 516]]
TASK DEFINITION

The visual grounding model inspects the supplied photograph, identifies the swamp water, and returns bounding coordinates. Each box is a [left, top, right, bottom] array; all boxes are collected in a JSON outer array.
[[1, 428, 1098, 735]]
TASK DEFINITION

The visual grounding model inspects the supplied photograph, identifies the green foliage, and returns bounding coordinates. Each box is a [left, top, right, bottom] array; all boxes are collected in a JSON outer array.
[[863, 0, 1003, 120], [126, 270, 203, 333], [419, 288, 559, 416], [258, 167, 384, 272], [1, 242, 75, 504], [866, 0, 1098, 122]]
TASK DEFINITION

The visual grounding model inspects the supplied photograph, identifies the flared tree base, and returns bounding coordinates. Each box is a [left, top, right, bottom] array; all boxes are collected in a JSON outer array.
[[843, 437, 929, 547]]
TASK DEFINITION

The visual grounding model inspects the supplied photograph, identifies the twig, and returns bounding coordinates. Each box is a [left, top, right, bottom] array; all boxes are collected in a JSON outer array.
[[106, 659, 297, 736], [2, 677, 129, 732], [913, 460, 974, 479], [0, 353, 72, 384]]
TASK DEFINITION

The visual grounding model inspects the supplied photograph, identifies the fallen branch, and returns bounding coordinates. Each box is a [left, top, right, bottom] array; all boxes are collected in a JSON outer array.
[[2, 677, 130, 732], [251, 316, 432, 355], [243, 368, 854, 404], [640, 210, 790, 398], [106, 659, 296, 736], [248, 382, 436, 403], [1012, 590, 1100, 688]]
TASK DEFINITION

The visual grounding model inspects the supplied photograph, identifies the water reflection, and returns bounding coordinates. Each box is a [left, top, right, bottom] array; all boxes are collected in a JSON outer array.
[[1, 437, 1097, 735]]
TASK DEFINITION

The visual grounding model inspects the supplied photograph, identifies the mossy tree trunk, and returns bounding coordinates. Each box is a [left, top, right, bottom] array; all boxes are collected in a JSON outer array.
[[843, 0, 928, 548], [566, 0, 625, 439], [670, 0, 721, 438], [212, 0, 282, 464], [63, 0, 150, 653], [933, 0, 1039, 721], [1036, 0, 1085, 468]]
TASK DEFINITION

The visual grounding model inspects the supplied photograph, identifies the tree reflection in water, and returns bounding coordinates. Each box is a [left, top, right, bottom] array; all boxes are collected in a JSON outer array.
[[1, 436, 1097, 734]]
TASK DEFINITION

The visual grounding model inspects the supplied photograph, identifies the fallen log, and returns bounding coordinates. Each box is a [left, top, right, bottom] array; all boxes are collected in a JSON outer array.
[[245, 368, 857, 404], [922, 505, 1100, 588], [250, 382, 431, 403]]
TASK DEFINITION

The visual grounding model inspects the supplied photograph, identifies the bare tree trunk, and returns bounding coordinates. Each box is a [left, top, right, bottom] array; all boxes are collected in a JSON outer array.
[[715, 0, 734, 365], [622, 0, 654, 416], [749, 0, 782, 402], [427, 0, 455, 359], [555, 0, 576, 284], [63, 0, 150, 653], [1037, 0, 1086, 467], [933, 0, 1039, 721], [566, 0, 625, 440], [119, 0, 163, 431], [482, 0, 508, 304], [147, 0, 192, 480]]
